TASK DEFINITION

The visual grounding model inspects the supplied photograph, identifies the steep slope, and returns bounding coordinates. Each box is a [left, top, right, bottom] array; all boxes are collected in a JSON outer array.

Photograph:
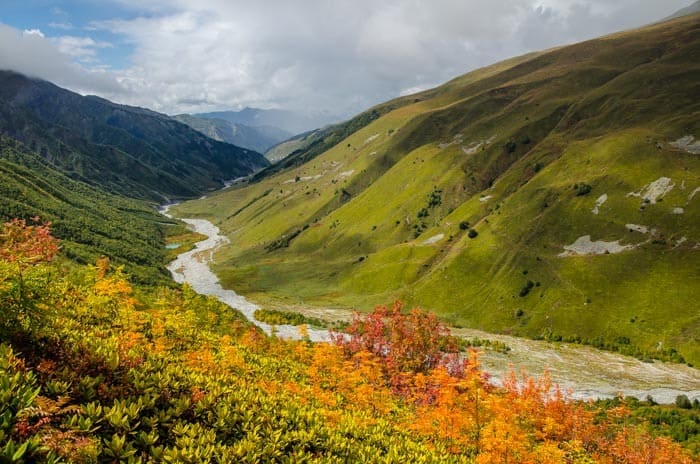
[[174, 14, 700, 365], [0, 136, 171, 283], [664, 1, 700, 20], [0, 71, 268, 201], [172, 113, 291, 154]]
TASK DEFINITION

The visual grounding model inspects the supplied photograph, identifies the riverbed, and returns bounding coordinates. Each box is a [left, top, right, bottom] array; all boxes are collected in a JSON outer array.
[[162, 206, 700, 403]]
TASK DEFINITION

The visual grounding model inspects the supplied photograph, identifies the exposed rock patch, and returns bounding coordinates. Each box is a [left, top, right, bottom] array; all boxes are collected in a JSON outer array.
[[559, 235, 635, 257], [364, 133, 380, 144], [626, 224, 649, 234], [591, 194, 608, 215], [628, 177, 675, 204], [422, 233, 445, 245], [670, 135, 700, 154], [672, 207, 684, 215]]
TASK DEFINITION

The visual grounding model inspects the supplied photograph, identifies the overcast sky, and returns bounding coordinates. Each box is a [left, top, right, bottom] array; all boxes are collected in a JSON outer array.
[[0, 0, 692, 120]]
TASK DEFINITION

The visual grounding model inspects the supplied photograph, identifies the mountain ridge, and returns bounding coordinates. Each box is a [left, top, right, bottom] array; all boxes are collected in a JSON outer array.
[[0, 70, 269, 201]]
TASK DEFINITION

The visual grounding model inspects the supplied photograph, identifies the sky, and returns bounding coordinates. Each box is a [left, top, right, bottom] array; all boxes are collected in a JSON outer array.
[[0, 0, 692, 121]]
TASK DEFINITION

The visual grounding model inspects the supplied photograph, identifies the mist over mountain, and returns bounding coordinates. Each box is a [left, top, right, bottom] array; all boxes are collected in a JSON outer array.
[[194, 107, 341, 135], [664, 0, 700, 20], [172, 113, 292, 155]]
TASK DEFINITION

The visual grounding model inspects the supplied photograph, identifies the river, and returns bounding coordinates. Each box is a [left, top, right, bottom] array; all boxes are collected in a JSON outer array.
[[162, 206, 700, 403]]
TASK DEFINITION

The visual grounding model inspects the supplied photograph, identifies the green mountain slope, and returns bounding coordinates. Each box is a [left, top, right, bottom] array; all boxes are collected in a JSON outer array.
[[0, 71, 268, 201], [174, 15, 700, 365], [172, 114, 292, 154], [0, 136, 172, 284]]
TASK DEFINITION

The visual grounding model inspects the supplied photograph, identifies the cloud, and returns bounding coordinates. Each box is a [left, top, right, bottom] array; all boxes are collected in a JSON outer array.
[[23, 29, 45, 38], [52, 36, 113, 63], [87, 0, 688, 117], [0, 24, 124, 96], [49, 22, 75, 31], [0, 0, 692, 120]]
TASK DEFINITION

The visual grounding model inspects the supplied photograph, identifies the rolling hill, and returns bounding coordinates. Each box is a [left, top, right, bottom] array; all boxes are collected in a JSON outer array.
[[0, 71, 269, 201], [173, 14, 700, 365]]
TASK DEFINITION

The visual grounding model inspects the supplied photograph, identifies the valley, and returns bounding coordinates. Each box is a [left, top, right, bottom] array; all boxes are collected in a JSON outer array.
[[1, 3, 699, 461], [165, 207, 700, 403], [173, 14, 700, 367]]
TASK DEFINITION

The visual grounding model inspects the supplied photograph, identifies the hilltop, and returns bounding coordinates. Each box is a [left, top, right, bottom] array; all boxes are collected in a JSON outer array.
[[173, 14, 700, 365]]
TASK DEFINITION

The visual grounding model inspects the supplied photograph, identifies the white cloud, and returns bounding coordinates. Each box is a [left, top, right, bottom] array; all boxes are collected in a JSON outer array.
[[49, 22, 75, 30], [23, 29, 45, 38], [52, 36, 113, 63], [0, 0, 693, 119]]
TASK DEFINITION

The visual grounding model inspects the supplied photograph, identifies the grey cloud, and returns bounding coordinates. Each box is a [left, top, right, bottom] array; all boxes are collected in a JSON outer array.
[[1, 0, 693, 119]]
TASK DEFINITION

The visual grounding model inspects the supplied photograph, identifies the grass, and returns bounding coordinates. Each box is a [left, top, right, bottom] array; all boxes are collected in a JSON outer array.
[[172, 14, 700, 365]]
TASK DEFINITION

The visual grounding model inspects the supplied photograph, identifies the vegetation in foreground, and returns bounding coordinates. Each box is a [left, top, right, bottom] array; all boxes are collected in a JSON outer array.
[[0, 219, 696, 463]]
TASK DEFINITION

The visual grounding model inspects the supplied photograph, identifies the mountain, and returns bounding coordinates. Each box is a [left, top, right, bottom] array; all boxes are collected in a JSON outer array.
[[172, 113, 292, 154], [194, 107, 337, 135], [0, 136, 171, 284], [174, 14, 700, 365], [664, 1, 700, 20], [0, 71, 269, 201]]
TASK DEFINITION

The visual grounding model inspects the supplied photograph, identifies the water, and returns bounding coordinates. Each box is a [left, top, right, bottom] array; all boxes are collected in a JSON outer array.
[[162, 205, 330, 342], [161, 205, 700, 403]]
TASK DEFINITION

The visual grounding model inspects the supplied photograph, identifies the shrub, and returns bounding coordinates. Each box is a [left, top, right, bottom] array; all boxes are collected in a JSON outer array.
[[576, 184, 592, 196], [459, 221, 469, 230], [676, 394, 692, 409], [519, 280, 535, 297], [467, 229, 478, 239]]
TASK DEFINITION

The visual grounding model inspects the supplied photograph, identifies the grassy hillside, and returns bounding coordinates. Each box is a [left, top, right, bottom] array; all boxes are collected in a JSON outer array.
[[0, 136, 173, 284], [173, 15, 700, 365], [0, 71, 268, 201]]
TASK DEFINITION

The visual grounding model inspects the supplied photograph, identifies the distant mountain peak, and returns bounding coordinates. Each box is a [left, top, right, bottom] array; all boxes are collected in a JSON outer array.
[[193, 107, 341, 135]]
